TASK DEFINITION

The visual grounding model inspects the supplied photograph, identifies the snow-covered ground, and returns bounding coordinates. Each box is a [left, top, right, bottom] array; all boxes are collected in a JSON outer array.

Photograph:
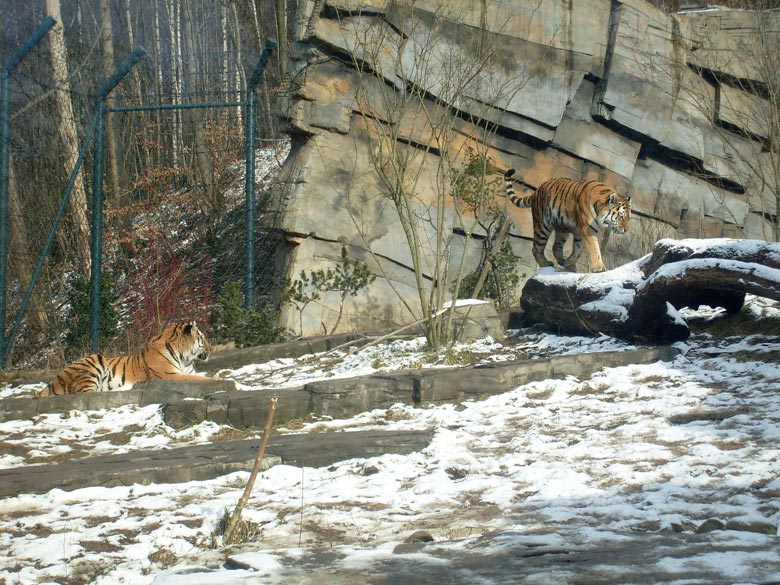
[[1, 297, 780, 584]]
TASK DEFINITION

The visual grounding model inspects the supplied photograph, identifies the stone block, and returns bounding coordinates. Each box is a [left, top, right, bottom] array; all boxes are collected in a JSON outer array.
[[661, 67, 715, 160], [447, 301, 505, 341], [307, 373, 416, 418], [0, 378, 235, 423], [314, 16, 401, 84], [743, 211, 775, 240], [627, 159, 663, 218], [685, 180, 749, 227], [677, 7, 780, 84], [458, 97, 556, 144], [595, 0, 677, 141], [553, 80, 641, 179], [0, 432, 428, 497], [654, 168, 690, 227], [701, 130, 755, 190], [308, 102, 352, 134], [163, 400, 207, 429], [327, 0, 388, 12], [718, 84, 770, 141], [745, 158, 779, 217], [721, 222, 744, 239], [394, 0, 609, 76], [676, 212, 724, 239], [508, 148, 584, 191], [385, 3, 591, 131]]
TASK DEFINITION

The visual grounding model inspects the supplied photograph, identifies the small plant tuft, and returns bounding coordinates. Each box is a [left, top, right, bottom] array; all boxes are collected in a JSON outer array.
[[286, 245, 376, 336]]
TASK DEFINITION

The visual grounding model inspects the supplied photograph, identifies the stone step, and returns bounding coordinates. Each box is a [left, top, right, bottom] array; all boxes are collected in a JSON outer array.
[[165, 346, 679, 429], [0, 378, 237, 423], [0, 346, 678, 429], [0, 429, 433, 498]]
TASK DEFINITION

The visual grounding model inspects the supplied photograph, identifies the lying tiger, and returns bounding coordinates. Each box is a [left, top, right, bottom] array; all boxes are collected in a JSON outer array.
[[39, 321, 218, 396], [503, 169, 631, 273]]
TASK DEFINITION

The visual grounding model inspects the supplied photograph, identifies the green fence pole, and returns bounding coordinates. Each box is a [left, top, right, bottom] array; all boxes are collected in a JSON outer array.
[[89, 46, 146, 353], [89, 98, 106, 353], [5, 117, 99, 362], [0, 67, 10, 365]]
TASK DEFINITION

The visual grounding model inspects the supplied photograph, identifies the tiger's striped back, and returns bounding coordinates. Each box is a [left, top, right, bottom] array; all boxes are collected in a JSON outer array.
[[503, 169, 630, 272]]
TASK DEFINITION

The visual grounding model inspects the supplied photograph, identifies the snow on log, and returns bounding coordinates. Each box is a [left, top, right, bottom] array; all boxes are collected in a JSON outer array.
[[520, 238, 780, 344]]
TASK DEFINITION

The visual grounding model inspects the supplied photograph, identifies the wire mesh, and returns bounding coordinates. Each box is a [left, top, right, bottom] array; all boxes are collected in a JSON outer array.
[[1, 4, 288, 368]]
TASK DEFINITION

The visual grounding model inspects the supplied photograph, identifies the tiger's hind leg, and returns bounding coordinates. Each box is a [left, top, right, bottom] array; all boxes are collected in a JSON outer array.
[[552, 231, 569, 268], [531, 224, 553, 269], [40, 354, 108, 396], [563, 234, 585, 272]]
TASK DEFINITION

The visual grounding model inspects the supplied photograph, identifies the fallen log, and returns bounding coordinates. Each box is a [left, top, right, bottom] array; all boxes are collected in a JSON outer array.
[[520, 238, 780, 343]]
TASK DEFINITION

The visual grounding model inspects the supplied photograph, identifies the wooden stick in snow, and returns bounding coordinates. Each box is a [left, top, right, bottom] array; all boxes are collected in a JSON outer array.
[[223, 395, 278, 545]]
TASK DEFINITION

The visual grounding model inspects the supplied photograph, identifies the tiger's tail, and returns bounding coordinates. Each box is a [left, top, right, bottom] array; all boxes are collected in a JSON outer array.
[[503, 169, 533, 208]]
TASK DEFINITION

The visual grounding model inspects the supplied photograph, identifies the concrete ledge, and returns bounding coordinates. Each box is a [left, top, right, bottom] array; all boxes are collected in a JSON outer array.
[[0, 429, 433, 497], [205, 332, 371, 373], [205, 302, 506, 374], [0, 378, 237, 423], [165, 346, 679, 429]]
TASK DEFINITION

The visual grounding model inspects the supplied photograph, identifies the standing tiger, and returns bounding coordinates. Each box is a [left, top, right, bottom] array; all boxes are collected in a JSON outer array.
[[39, 321, 218, 396], [503, 168, 631, 273]]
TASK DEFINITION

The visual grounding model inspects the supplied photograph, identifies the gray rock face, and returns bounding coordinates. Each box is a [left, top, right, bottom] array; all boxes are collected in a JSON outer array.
[[272, 0, 778, 337]]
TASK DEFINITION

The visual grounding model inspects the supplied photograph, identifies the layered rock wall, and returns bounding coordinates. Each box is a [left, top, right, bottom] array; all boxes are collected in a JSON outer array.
[[272, 0, 778, 336]]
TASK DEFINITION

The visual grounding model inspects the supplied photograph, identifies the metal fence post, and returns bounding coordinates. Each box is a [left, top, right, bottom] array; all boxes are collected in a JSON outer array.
[[89, 46, 146, 352], [244, 37, 277, 310], [0, 16, 55, 367], [89, 98, 106, 352]]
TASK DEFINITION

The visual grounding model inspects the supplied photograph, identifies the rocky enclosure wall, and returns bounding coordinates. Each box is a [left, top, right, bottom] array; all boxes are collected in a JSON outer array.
[[273, 0, 778, 337]]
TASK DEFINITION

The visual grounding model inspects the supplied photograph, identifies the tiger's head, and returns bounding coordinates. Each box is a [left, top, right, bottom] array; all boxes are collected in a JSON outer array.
[[166, 321, 212, 363], [602, 191, 631, 234]]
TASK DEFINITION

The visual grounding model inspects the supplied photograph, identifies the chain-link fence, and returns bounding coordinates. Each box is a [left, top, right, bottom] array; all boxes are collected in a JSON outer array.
[[1, 7, 289, 369]]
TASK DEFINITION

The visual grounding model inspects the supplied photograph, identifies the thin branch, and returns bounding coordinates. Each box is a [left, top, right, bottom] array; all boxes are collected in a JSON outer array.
[[223, 395, 278, 545]]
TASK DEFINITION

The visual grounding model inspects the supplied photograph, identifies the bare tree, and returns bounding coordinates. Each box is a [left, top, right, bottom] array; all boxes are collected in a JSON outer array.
[[99, 0, 123, 204], [45, 0, 91, 275], [181, 0, 221, 212], [327, 4, 524, 348], [229, 2, 246, 126], [274, 0, 287, 79], [166, 0, 183, 169], [124, 0, 151, 172]]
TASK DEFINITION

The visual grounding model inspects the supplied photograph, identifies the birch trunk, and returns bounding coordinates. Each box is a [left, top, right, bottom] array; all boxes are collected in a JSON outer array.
[[153, 2, 164, 169], [99, 0, 123, 205], [221, 3, 229, 124], [275, 0, 287, 80], [231, 3, 245, 126], [45, 0, 90, 275], [167, 0, 182, 169], [181, 0, 221, 211], [125, 0, 151, 172]]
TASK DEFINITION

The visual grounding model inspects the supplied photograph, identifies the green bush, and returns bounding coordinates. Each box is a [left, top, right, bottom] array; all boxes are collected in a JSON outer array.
[[63, 272, 121, 360], [210, 281, 285, 348]]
